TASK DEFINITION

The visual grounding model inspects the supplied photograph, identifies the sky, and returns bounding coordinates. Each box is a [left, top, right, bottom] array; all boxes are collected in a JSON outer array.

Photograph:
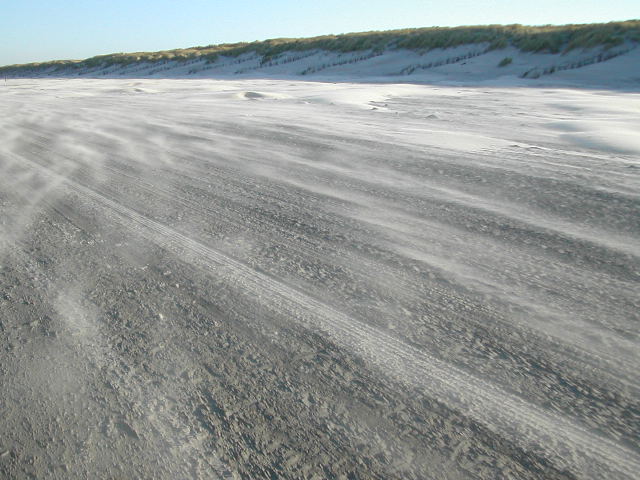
[[1, 0, 639, 66]]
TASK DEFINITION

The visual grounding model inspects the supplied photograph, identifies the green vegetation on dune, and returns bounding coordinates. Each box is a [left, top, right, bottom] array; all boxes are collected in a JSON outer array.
[[2, 20, 639, 73]]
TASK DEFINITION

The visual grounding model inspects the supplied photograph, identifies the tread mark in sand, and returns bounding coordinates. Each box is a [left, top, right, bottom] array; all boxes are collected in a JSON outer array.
[[8, 150, 640, 479]]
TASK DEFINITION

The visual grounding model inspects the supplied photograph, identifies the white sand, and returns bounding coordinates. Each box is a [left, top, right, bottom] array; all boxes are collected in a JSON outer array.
[[1, 78, 638, 479]]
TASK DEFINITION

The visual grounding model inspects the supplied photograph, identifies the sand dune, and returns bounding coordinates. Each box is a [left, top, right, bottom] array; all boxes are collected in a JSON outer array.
[[4, 42, 640, 90]]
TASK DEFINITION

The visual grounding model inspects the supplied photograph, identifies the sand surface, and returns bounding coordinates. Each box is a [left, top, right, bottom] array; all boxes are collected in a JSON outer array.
[[0, 79, 638, 479]]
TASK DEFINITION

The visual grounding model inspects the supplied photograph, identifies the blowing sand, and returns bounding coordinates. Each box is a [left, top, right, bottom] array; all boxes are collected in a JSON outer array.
[[0, 79, 638, 479]]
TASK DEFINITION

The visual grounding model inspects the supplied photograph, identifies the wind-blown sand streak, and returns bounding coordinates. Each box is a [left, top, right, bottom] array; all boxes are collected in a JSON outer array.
[[1, 79, 638, 479]]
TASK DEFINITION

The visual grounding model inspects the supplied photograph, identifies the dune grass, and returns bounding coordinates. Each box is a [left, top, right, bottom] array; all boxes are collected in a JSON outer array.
[[2, 20, 638, 74]]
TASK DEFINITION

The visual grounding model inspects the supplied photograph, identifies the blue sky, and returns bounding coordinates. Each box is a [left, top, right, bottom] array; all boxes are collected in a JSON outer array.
[[2, 0, 638, 66]]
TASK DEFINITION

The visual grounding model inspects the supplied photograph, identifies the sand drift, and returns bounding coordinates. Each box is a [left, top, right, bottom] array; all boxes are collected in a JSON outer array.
[[0, 79, 639, 479]]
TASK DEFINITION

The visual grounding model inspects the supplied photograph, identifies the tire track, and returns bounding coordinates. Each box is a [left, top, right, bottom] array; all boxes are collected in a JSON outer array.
[[24, 143, 638, 393], [8, 150, 640, 479], [61, 147, 640, 388]]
